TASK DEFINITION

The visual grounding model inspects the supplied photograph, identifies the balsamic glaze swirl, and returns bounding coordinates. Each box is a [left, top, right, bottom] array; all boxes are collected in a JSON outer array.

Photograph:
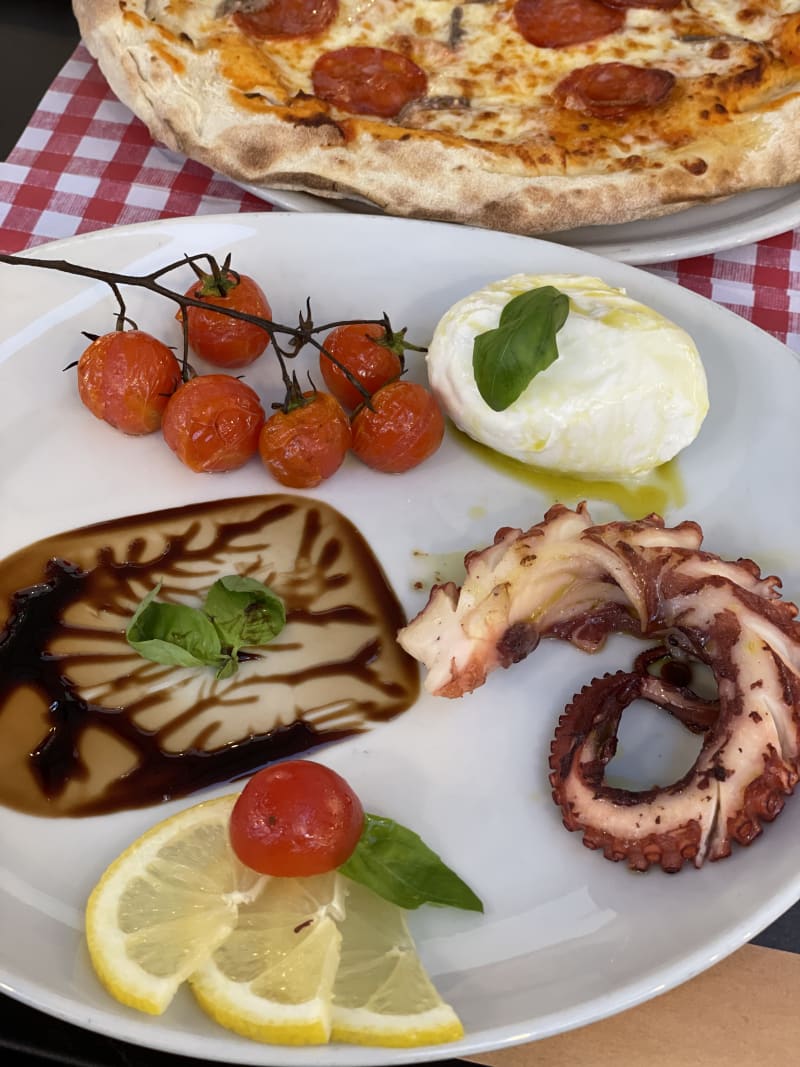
[[0, 495, 418, 816]]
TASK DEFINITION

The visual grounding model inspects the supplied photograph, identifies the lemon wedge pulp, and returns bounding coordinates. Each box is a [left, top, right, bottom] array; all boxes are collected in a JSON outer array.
[[85, 795, 259, 1015], [189, 872, 345, 1045], [332, 879, 464, 1047]]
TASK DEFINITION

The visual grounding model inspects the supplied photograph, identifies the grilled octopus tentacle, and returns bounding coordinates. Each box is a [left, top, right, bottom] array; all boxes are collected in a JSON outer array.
[[549, 669, 716, 873], [397, 503, 800, 870]]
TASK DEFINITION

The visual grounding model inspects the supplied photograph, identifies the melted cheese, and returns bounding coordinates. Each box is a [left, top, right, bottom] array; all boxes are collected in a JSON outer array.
[[135, 0, 800, 148]]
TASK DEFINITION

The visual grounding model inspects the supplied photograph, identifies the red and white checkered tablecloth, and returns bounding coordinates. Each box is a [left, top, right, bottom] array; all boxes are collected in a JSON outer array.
[[3, 43, 800, 352]]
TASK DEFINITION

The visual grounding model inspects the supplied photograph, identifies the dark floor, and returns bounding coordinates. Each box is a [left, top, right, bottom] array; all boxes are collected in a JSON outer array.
[[0, 1, 81, 159]]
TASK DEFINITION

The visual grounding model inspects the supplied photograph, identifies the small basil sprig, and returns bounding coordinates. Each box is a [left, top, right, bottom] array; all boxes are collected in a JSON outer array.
[[203, 575, 286, 659], [126, 576, 285, 679], [339, 813, 483, 913], [472, 286, 569, 411]]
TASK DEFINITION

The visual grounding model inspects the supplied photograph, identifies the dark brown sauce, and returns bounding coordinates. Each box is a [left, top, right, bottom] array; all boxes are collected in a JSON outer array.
[[0, 495, 419, 817]]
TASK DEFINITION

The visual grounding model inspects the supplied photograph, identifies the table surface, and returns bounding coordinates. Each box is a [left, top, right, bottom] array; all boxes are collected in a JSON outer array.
[[2, 5, 800, 1067]]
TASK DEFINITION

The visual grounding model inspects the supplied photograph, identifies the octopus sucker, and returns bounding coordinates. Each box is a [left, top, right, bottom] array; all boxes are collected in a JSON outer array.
[[398, 503, 800, 870]]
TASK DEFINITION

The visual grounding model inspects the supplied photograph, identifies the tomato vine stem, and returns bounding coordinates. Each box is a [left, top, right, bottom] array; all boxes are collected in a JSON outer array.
[[0, 250, 423, 404]]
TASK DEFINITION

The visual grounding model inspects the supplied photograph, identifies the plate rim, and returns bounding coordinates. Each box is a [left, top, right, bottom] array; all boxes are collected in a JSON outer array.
[[2, 210, 800, 1066], [240, 181, 800, 266]]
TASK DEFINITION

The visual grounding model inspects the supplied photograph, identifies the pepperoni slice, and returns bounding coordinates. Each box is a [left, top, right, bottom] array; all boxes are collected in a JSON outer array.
[[312, 47, 428, 118], [601, 0, 682, 9], [513, 0, 625, 49], [554, 62, 675, 118], [234, 0, 338, 39]]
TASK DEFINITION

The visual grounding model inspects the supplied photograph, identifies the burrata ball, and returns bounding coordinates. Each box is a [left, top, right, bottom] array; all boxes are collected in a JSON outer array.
[[426, 274, 709, 479]]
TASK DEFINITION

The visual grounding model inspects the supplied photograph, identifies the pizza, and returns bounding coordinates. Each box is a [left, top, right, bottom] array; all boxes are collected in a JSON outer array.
[[71, 0, 800, 235]]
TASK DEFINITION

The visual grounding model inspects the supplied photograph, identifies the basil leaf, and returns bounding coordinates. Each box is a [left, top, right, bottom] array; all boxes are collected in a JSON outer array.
[[472, 286, 570, 412], [339, 813, 483, 913], [203, 574, 286, 655], [126, 586, 223, 668], [215, 654, 239, 680]]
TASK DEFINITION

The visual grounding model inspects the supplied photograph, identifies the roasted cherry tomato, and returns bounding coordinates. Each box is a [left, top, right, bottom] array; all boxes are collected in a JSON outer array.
[[319, 323, 403, 410], [229, 760, 365, 877], [181, 270, 272, 368], [351, 380, 445, 473], [162, 374, 265, 473], [77, 330, 181, 436], [258, 390, 351, 488]]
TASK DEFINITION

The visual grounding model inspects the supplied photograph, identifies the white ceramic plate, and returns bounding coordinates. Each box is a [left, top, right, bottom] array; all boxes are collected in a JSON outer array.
[[245, 182, 800, 265], [2, 214, 800, 1066]]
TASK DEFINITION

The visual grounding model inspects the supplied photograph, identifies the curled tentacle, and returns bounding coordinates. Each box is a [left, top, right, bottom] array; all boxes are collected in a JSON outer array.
[[549, 668, 714, 873], [398, 503, 800, 869]]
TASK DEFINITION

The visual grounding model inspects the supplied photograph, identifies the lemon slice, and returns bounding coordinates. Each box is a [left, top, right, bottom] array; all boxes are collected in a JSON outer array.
[[189, 872, 346, 1045], [331, 879, 464, 1047], [87, 798, 465, 1048], [86, 795, 264, 1015]]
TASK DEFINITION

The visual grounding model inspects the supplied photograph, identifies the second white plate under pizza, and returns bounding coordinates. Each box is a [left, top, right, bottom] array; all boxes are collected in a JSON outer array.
[[241, 180, 800, 265]]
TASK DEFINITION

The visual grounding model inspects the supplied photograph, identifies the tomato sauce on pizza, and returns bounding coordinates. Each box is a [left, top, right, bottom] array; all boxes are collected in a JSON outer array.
[[72, 0, 800, 234]]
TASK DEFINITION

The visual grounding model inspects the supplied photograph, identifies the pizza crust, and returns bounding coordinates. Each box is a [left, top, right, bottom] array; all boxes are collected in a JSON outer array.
[[72, 0, 800, 235]]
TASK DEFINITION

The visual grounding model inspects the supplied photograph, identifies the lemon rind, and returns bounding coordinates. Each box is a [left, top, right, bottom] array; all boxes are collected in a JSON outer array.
[[189, 968, 337, 1045], [331, 1003, 464, 1048]]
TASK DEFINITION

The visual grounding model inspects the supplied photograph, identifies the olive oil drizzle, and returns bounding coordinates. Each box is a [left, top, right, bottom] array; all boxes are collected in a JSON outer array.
[[451, 426, 686, 519]]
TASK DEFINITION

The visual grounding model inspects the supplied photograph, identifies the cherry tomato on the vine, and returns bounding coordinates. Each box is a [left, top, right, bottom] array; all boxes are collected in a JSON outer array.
[[258, 390, 351, 489], [162, 374, 265, 473], [77, 330, 182, 436], [351, 380, 445, 473], [229, 760, 365, 877], [319, 323, 403, 410], [181, 271, 272, 368]]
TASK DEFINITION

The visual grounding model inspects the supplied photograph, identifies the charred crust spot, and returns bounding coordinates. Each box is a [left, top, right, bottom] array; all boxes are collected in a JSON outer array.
[[712, 765, 729, 781], [733, 57, 767, 88], [293, 114, 346, 136], [682, 158, 708, 176], [749, 710, 763, 723], [709, 42, 731, 61], [449, 6, 465, 49]]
